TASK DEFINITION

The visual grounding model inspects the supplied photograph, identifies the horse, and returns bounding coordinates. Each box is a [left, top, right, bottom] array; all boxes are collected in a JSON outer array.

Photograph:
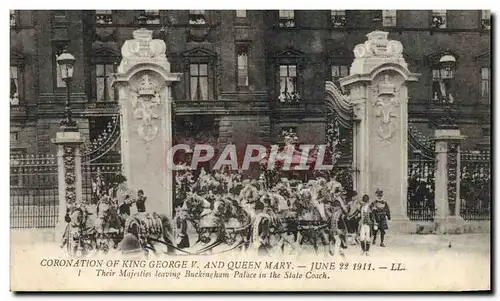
[[188, 197, 252, 255], [61, 205, 97, 256], [266, 188, 325, 255], [122, 211, 175, 255], [94, 197, 122, 252]]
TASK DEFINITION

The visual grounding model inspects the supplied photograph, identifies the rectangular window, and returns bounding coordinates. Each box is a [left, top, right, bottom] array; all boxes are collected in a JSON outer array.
[[331, 10, 346, 27], [432, 68, 442, 100], [482, 127, 490, 137], [237, 49, 249, 87], [10, 132, 19, 142], [96, 10, 113, 24], [331, 65, 349, 82], [279, 10, 295, 28], [10, 66, 19, 105], [96, 63, 116, 102], [431, 10, 447, 29], [189, 10, 206, 24], [281, 127, 298, 144], [279, 64, 299, 102], [145, 10, 160, 24], [382, 10, 397, 27], [481, 67, 490, 98], [236, 10, 246, 18], [189, 63, 209, 101], [481, 10, 491, 30], [10, 10, 16, 27], [54, 46, 66, 88]]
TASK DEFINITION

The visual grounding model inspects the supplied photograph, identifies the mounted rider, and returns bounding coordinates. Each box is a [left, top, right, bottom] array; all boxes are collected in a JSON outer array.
[[135, 189, 147, 213], [251, 194, 278, 256], [239, 179, 260, 216]]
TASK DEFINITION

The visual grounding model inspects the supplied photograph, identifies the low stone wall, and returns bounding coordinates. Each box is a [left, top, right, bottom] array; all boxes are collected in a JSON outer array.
[[11, 228, 56, 244], [463, 221, 491, 234], [414, 220, 490, 234]]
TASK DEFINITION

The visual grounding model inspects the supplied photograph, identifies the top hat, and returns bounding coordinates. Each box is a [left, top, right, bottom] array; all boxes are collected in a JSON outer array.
[[375, 188, 384, 197]]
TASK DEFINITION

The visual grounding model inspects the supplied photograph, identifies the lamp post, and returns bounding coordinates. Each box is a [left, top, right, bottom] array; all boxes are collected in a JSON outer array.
[[56, 49, 77, 131], [437, 53, 457, 128], [53, 49, 84, 245]]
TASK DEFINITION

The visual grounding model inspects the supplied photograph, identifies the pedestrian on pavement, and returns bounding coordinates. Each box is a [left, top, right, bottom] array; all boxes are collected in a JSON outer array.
[[359, 194, 374, 255], [371, 188, 391, 247]]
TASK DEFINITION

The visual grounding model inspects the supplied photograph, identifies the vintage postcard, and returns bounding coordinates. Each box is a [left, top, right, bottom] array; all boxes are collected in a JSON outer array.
[[9, 9, 491, 291]]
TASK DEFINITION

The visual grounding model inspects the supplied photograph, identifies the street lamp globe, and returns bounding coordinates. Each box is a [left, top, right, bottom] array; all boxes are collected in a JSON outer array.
[[56, 50, 76, 80], [439, 54, 456, 80]]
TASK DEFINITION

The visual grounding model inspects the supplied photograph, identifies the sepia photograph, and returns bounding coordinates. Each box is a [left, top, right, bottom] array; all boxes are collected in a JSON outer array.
[[8, 6, 491, 292]]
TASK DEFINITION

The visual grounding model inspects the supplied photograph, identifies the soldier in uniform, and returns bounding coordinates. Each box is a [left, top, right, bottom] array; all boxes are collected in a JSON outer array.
[[359, 194, 374, 256], [371, 188, 391, 247], [251, 197, 272, 256], [136, 189, 147, 213], [333, 187, 349, 249], [175, 206, 190, 249], [345, 191, 360, 245], [328, 198, 347, 256]]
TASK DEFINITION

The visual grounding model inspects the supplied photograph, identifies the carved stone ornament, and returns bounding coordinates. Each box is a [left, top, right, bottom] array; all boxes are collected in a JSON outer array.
[[353, 31, 404, 59], [371, 75, 400, 142], [353, 31, 408, 68], [131, 75, 162, 142], [118, 29, 169, 74], [353, 102, 365, 121]]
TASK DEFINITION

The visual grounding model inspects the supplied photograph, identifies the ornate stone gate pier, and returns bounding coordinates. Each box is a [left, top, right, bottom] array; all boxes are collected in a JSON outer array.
[[340, 31, 420, 231], [112, 29, 181, 216]]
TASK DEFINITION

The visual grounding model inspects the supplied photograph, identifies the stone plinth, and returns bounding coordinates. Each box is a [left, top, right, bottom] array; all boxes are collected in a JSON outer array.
[[340, 31, 420, 232], [52, 129, 84, 240], [433, 127, 467, 234], [112, 28, 181, 217]]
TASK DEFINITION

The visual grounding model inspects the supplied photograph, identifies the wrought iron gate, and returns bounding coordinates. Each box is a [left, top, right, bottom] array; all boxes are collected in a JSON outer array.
[[10, 154, 58, 228], [460, 150, 491, 220], [407, 127, 436, 221], [82, 115, 122, 204]]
